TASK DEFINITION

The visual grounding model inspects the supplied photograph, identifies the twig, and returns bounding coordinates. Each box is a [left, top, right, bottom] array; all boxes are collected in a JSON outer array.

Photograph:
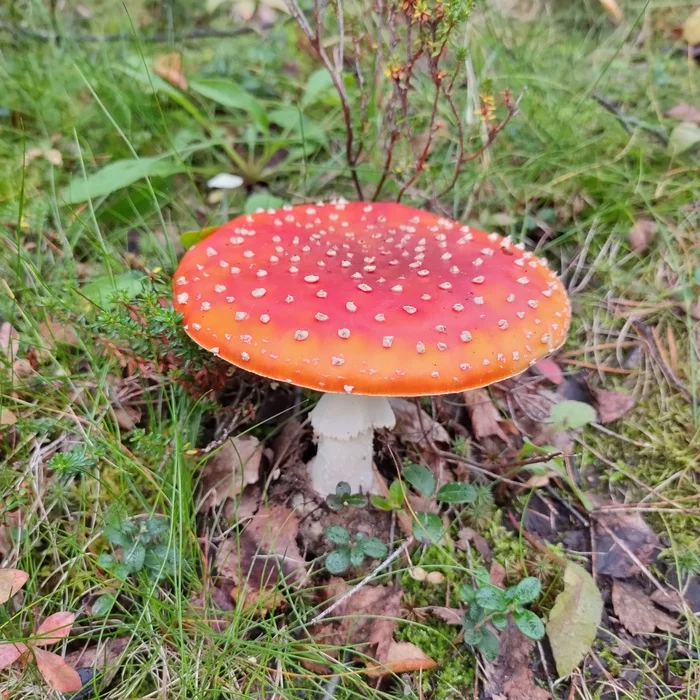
[[632, 321, 694, 402], [307, 538, 413, 627], [286, 0, 364, 200], [0, 22, 254, 43], [591, 93, 669, 146]]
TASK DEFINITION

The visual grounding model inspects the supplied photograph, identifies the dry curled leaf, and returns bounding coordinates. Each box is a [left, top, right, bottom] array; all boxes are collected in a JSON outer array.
[[612, 581, 680, 636], [365, 640, 437, 677]]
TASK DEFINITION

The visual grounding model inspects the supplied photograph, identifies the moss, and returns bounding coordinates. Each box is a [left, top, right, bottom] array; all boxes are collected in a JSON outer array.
[[398, 621, 475, 700], [584, 394, 700, 557]]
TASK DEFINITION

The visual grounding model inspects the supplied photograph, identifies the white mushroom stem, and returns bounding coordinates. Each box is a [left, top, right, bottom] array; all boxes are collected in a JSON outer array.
[[307, 393, 396, 497]]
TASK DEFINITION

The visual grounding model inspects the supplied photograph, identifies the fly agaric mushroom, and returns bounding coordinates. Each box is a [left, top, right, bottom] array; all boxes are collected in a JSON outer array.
[[173, 201, 570, 496]]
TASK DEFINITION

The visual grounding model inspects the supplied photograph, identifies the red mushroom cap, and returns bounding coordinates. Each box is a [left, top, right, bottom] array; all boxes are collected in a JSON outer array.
[[173, 201, 571, 396]]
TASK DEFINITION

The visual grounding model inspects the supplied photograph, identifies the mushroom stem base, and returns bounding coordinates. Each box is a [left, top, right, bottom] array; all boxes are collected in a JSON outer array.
[[307, 394, 395, 497]]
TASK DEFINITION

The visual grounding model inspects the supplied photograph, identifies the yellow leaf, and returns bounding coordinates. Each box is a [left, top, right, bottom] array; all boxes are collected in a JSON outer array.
[[684, 8, 700, 45], [599, 0, 623, 23]]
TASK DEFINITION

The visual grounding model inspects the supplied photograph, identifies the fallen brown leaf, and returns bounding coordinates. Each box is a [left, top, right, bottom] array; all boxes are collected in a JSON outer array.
[[666, 103, 700, 125], [484, 622, 550, 700], [33, 648, 82, 693], [592, 389, 636, 424], [198, 436, 263, 510], [464, 389, 509, 443], [612, 581, 680, 635], [310, 582, 402, 665], [214, 505, 305, 612], [531, 357, 564, 385], [364, 640, 437, 677], [490, 561, 507, 588], [38, 321, 79, 349], [458, 527, 492, 560], [33, 612, 75, 646], [389, 397, 450, 444], [154, 52, 188, 91], [593, 508, 660, 578], [0, 322, 19, 361], [650, 588, 685, 613], [0, 569, 28, 604], [629, 218, 656, 253], [63, 637, 129, 671], [0, 409, 17, 426], [415, 606, 463, 625]]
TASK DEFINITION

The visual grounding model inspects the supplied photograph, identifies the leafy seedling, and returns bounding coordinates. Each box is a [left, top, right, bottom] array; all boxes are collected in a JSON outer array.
[[99, 514, 180, 580], [460, 570, 545, 661], [326, 482, 368, 512], [324, 526, 388, 574]]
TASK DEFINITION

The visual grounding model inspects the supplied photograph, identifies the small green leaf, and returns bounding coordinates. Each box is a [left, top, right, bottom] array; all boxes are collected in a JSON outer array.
[[326, 526, 350, 546], [412, 512, 443, 544], [113, 564, 131, 580], [336, 482, 352, 497], [92, 595, 116, 616], [301, 68, 338, 108], [124, 543, 146, 572], [459, 584, 476, 604], [462, 619, 483, 646], [62, 156, 185, 204], [80, 271, 147, 311], [346, 493, 368, 507], [474, 567, 491, 588], [268, 108, 328, 146], [326, 494, 343, 512], [388, 480, 405, 508], [180, 225, 219, 249], [475, 586, 507, 612], [477, 628, 500, 661], [350, 543, 365, 568], [550, 401, 597, 431], [492, 613, 508, 631], [514, 608, 545, 640], [436, 482, 477, 504], [103, 524, 132, 548], [325, 548, 351, 574], [370, 495, 392, 511], [96, 553, 115, 570], [244, 192, 285, 213], [189, 78, 268, 130], [467, 603, 485, 623], [512, 577, 542, 605], [403, 463, 436, 497], [360, 537, 388, 560]]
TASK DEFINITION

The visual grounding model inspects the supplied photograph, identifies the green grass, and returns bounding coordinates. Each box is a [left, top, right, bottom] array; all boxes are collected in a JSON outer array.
[[1, 0, 699, 697]]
